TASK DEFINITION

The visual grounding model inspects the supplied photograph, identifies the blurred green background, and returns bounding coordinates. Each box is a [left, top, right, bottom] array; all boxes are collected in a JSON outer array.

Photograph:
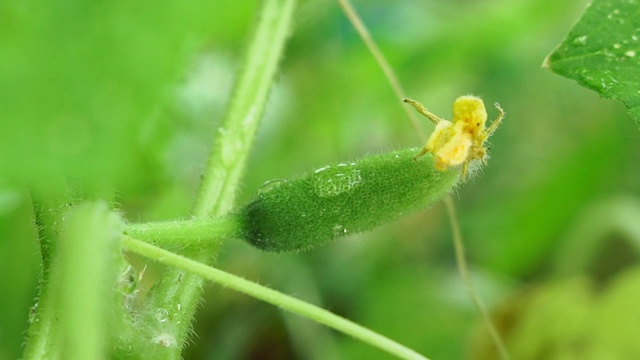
[[2, 0, 640, 359]]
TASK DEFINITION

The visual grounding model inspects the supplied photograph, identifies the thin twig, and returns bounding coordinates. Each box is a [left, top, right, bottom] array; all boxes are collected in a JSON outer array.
[[337, 0, 425, 141], [338, 1, 510, 359], [445, 196, 510, 360]]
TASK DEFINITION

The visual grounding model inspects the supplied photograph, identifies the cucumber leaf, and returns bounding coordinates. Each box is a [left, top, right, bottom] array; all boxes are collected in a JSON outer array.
[[544, 0, 640, 125]]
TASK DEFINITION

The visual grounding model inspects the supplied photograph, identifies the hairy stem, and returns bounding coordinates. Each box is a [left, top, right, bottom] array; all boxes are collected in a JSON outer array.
[[23, 193, 73, 360], [55, 202, 124, 360], [192, 0, 296, 218], [136, 0, 297, 358], [125, 215, 243, 248]]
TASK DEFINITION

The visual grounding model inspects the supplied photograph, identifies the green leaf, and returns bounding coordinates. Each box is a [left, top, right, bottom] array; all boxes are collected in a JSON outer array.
[[544, 0, 640, 125]]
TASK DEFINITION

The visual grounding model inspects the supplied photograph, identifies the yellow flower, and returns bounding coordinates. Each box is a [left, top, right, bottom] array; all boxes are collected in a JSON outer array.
[[404, 95, 505, 180]]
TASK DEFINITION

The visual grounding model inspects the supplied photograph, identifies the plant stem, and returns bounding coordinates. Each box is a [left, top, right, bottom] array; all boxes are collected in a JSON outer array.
[[124, 214, 243, 248], [122, 235, 430, 360], [137, 0, 297, 357], [192, 0, 296, 218], [445, 196, 510, 360], [23, 194, 72, 360], [24, 197, 125, 360], [337, 0, 425, 140], [55, 202, 124, 360], [339, 2, 510, 358]]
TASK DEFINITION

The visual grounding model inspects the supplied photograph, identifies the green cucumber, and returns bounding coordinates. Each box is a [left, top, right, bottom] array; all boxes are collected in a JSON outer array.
[[237, 148, 459, 252]]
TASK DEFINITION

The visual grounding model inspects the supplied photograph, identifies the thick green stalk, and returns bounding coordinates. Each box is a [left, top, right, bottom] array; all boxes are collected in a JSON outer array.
[[23, 198, 124, 360], [192, 0, 296, 218], [23, 194, 73, 360], [55, 202, 124, 360], [136, 0, 297, 358]]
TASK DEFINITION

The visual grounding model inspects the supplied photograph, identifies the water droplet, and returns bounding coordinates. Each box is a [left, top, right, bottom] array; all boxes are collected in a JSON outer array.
[[314, 166, 331, 174], [242, 105, 258, 127], [156, 308, 169, 323], [177, 303, 182, 312], [152, 333, 177, 347], [574, 35, 588, 45], [332, 224, 347, 236], [310, 164, 363, 198], [258, 179, 287, 195], [613, 43, 621, 49], [626, 50, 636, 57], [29, 303, 38, 323]]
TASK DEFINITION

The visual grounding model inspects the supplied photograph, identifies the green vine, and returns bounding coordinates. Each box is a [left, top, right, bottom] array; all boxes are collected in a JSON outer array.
[[131, 0, 298, 358]]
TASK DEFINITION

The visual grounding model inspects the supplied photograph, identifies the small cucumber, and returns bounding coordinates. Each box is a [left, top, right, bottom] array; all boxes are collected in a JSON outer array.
[[237, 148, 459, 252]]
